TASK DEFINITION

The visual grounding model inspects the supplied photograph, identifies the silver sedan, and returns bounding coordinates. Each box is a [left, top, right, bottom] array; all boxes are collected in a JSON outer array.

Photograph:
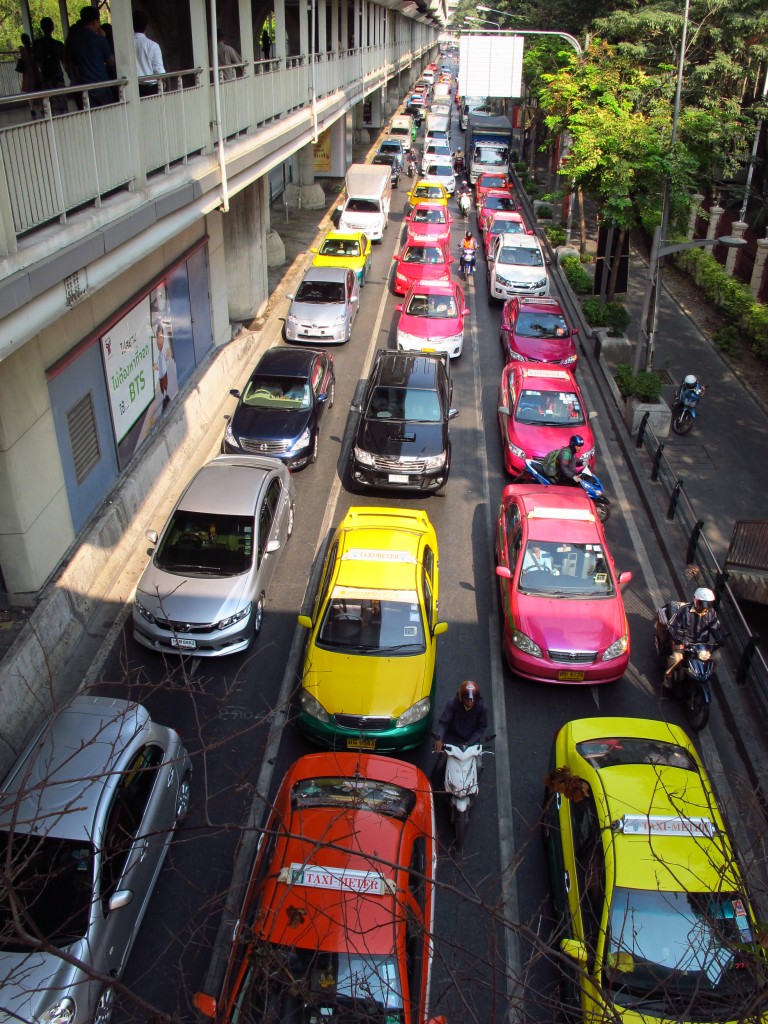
[[284, 266, 360, 344]]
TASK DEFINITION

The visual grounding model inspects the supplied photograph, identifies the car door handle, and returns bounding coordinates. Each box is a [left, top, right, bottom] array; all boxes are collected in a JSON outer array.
[[139, 838, 149, 863], [563, 871, 570, 894], [166, 766, 176, 789]]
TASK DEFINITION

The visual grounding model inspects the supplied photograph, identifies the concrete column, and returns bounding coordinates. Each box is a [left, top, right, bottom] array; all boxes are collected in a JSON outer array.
[[111, 0, 147, 189], [238, 0, 255, 66], [189, 0, 213, 152], [318, 0, 327, 51], [223, 179, 270, 321], [353, 98, 371, 145], [341, 0, 348, 48], [275, 0, 287, 61], [726, 220, 748, 274], [687, 193, 704, 239], [284, 142, 326, 207], [751, 238, 768, 298], [300, 0, 309, 56], [706, 204, 724, 241], [352, 0, 359, 47], [331, 0, 339, 53]]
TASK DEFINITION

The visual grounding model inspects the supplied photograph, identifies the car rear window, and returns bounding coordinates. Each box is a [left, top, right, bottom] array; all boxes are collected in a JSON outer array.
[[406, 293, 458, 318], [576, 738, 698, 770], [296, 280, 346, 303], [291, 776, 415, 818], [411, 207, 446, 224], [320, 238, 361, 257], [402, 245, 445, 265], [155, 511, 254, 575], [369, 385, 442, 422], [242, 376, 310, 410], [486, 196, 517, 212], [317, 591, 426, 654]]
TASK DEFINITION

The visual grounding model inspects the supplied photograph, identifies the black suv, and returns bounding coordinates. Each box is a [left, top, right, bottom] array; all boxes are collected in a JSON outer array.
[[372, 152, 401, 189], [350, 350, 457, 494]]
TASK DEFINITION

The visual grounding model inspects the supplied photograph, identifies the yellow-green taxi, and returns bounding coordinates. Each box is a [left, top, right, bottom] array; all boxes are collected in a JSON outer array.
[[544, 717, 767, 1023], [297, 506, 447, 752], [406, 180, 449, 208], [311, 230, 372, 285]]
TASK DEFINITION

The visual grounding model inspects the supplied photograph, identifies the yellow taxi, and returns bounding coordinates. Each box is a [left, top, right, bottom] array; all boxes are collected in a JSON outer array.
[[297, 506, 447, 751], [544, 717, 767, 1023], [194, 752, 441, 1024], [407, 180, 449, 208], [311, 229, 372, 285]]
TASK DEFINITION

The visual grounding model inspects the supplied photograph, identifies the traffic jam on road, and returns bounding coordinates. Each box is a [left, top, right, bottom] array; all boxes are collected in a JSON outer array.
[[4, 43, 764, 1024]]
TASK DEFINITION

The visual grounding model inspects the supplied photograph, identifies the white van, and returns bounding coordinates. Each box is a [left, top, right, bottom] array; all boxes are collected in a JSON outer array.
[[487, 233, 549, 301], [389, 115, 414, 145], [425, 113, 450, 145], [337, 164, 392, 242]]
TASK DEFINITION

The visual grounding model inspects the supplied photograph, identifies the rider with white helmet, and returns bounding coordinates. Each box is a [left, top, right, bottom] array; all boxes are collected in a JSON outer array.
[[663, 587, 722, 687]]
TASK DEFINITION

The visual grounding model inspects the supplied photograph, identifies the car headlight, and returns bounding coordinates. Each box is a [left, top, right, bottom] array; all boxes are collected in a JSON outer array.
[[507, 349, 525, 362], [300, 690, 330, 723], [561, 353, 577, 365], [353, 446, 376, 467], [507, 441, 526, 459], [602, 635, 629, 661], [39, 999, 75, 1024], [534, 278, 548, 289], [331, 312, 347, 326], [224, 419, 239, 447], [423, 451, 447, 470], [217, 604, 252, 631], [396, 697, 431, 728], [397, 332, 423, 347], [512, 629, 542, 658], [440, 332, 463, 348], [495, 274, 511, 287], [134, 597, 156, 624], [288, 427, 311, 453], [287, 313, 298, 325]]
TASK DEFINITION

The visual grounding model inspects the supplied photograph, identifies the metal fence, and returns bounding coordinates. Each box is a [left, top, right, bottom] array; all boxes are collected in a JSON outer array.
[[635, 411, 768, 710]]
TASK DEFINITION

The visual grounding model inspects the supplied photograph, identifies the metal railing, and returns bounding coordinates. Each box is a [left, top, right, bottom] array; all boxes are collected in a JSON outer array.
[[635, 411, 768, 709]]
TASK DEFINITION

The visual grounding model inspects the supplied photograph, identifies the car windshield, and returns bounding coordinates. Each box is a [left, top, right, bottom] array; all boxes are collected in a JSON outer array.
[[346, 199, 379, 214], [515, 311, 569, 338], [481, 176, 507, 189], [514, 388, 585, 426], [411, 208, 446, 224], [405, 293, 458, 319], [401, 246, 444, 265], [155, 510, 254, 575], [367, 386, 442, 422], [295, 280, 345, 303], [427, 164, 452, 177], [499, 246, 543, 267], [518, 542, 614, 596], [486, 196, 517, 213], [320, 239, 361, 257], [475, 145, 508, 165], [606, 888, 768, 1018], [241, 376, 311, 410], [379, 142, 401, 154], [0, 833, 93, 950], [414, 186, 444, 199], [317, 590, 426, 654], [291, 777, 415, 818], [491, 220, 524, 235], [233, 946, 405, 1024]]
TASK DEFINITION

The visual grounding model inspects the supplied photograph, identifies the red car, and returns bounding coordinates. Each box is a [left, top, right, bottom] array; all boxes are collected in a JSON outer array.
[[393, 240, 453, 295], [495, 485, 631, 684], [396, 280, 469, 359], [475, 172, 513, 206], [500, 295, 579, 368], [496, 361, 594, 477], [405, 201, 454, 246], [483, 210, 530, 257], [194, 752, 439, 1024], [478, 189, 519, 230]]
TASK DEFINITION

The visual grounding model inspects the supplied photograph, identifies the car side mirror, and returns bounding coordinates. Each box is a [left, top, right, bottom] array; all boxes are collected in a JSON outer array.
[[317, 393, 328, 403], [448, 257, 454, 264], [497, 405, 510, 417], [573, 327, 580, 336], [310, 247, 318, 254], [495, 565, 512, 580], [561, 938, 588, 965], [448, 408, 459, 419], [433, 621, 448, 636], [146, 529, 158, 545], [109, 889, 134, 912], [297, 614, 313, 629], [266, 539, 281, 554], [350, 295, 358, 303], [618, 571, 633, 585], [488, 254, 495, 262], [393, 255, 400, 262], [462, 308, 470, 316], [350, 401, 362, 413], [336, 204, 343, 213], [286, 293, 295, 301], [230, 388, 240, 398], [395, 304, 403, 312]]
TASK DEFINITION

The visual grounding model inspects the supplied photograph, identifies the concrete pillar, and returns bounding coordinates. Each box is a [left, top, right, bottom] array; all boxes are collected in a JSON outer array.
[[111, 0, 147, 189], [751, 238, 768, 298], [341, 0, 348, 48], [284, 142, 326, 207], [726, 220, 748, 274], [706, 204, 724, 241], [352, 0, 360, 47], [223, 179, 270, 321], [353, 98, 371, 146], [300, 0, 309, 56], [275, 0, 287, 61], [687, 193, 704, 239], [369, 88, 383, 128], [331, 0, 339, 53], [318, 0, 327, 51]]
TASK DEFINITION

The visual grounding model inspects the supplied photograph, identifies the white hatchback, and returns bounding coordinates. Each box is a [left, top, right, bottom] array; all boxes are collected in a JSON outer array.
[[423, 161, 456, 195]]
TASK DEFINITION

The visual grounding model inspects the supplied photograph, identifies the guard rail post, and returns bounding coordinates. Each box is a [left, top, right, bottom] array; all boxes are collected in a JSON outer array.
[[636, 411, 651, 448], [685, 519, 704, 563], [651, 442, 665, 481]]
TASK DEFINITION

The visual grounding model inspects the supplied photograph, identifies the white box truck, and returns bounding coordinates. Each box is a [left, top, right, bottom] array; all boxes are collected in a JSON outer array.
[[337, 164, 392, 242], [425, 112, 450, 144]]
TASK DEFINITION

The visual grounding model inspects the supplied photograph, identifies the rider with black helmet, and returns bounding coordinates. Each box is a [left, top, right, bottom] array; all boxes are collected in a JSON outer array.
[[434, 680, 489, 752], [542, 434, 585, 485]]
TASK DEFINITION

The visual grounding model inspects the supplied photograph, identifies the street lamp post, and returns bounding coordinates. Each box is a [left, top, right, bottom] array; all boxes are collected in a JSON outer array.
[[632, 229, 747, 373], [475, 6, 583, 55]]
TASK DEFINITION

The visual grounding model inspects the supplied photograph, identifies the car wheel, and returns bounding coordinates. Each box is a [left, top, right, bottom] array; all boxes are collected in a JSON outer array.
[[310, 432, 319, 464], [286, 502, 295, 538], [175, 772, 191, 823], [253, 595, 265, 637], [328, 379, 336, 409], [93, 987, 115, 1024]]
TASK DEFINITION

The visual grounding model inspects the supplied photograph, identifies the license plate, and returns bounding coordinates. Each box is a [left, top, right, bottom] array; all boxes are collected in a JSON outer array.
[[170, 637, 197, 650], [347, 737, 376, 750], [421, 346, 436, 353], [388, 474, 410, 483], [557, 669, 585, 682]]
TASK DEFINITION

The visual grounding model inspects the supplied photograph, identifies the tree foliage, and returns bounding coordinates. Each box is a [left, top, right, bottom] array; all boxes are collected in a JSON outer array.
[[1, 1, 85, 53]]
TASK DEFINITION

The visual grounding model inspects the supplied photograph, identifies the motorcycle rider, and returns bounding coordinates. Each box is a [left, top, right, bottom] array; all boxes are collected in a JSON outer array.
[[433, 680, 489, 777], [453, 148, 465, 175], [678, 374, 705, 401], [663, 587, 722, 688], [542, 435, 585, 485]]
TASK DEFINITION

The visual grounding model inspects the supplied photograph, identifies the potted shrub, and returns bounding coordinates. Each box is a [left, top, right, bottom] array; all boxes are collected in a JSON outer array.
[[615, 363, 671, 438]]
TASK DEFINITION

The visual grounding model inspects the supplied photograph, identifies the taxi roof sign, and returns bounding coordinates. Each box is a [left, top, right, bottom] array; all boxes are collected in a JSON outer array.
[[527, 507, 595, 522], [344, 549, 416, 563], [521, 367, 570, 380], [281, 863, 392, 895], [618, 815, 716, 838]]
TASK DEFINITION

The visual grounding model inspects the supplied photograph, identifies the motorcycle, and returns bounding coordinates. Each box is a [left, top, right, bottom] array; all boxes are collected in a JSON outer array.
[[523, 457, 611, 522], [434, 734, 495, 847], [458, 191, 471, 219], [655, 602, 717, 730], [459, 245, 476, 279], [407, 155, 418, 178], [671, 379, 706, 435]]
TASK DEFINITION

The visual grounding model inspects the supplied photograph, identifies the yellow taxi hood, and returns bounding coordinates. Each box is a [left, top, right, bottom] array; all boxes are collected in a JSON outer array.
[[303, 646, 429, 717]]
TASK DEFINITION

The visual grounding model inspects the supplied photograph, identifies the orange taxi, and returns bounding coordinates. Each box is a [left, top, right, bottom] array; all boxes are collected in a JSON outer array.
[[194, 752, 441, 1024]]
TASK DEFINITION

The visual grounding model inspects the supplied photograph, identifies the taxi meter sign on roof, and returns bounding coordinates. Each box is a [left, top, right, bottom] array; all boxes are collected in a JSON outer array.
[[344, 549, 416, 563], [619, 815, 716, 838], [283, 864, 391, 895]]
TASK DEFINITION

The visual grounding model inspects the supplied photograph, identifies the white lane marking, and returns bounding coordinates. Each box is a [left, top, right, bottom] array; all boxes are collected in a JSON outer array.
[[468, 274, 523, 1012]]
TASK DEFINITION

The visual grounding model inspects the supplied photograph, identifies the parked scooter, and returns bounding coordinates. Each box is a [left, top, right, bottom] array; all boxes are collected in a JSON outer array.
[[655, 602, 717, 730], [459, 245, 476, 279], [671, 374, 706, 434], [433, 733, 495, 846], [523, 457, 611, 522]]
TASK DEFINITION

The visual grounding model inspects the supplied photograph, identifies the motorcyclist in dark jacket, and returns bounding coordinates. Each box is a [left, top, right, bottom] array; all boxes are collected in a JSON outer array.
[[434, 680, 488, 750], [542, 435, 584, 485], [663, 587, 722, 687]]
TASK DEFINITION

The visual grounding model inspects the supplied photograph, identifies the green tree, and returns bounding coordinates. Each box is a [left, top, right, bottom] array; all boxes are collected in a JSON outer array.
[[1, 1, 85, 54]]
